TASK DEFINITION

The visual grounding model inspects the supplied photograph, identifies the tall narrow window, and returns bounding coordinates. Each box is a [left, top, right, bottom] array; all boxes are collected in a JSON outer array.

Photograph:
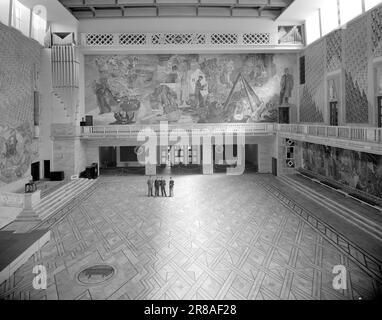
[[299, 56, 306, 85], [12, 0, 30, 37], [305, 10, 321, 45], [31, 5, 47, 45], [365, 0, 382, 11], [321, 0, 340, 36], [339, 0, 363, 25]]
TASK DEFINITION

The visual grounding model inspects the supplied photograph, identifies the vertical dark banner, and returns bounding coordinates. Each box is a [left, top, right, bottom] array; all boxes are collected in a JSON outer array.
[[34, 91, 40, 126]]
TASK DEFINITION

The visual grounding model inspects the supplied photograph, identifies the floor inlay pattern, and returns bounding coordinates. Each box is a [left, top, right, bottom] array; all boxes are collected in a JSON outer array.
[[0, 174, 381, 300], [254, 176, 382, 283]]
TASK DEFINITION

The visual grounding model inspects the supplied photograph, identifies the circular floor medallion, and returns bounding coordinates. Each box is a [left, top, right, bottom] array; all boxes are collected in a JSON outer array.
[[77, 264, 116, 285]]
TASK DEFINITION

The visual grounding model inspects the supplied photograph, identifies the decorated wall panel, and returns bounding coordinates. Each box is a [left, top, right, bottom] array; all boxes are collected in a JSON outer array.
[[84, 54, 297, 125], [326, 29, 342, 72], [344, 15, 370, 124], [299, 39, 325, 123], [302, 143, 382, 199], [371, 5, 382, 58], [0, 23, 41, 187]]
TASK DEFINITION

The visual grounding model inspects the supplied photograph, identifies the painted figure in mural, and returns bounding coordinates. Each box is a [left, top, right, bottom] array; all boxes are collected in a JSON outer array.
[[195, 75, 207, 108], [5, 133, 18, 158], [220, 60, 235, 88], [279, 68, 294, 105], [114, 108, 130, 125], [93, 78, 117, 114]]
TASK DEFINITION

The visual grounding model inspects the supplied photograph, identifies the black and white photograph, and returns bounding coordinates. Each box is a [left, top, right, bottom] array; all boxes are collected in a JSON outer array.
[[0, 0, 382, 314]]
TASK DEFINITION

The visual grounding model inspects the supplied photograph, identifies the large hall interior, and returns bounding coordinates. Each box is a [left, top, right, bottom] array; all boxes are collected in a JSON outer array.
[[0, 0, 382, 301]]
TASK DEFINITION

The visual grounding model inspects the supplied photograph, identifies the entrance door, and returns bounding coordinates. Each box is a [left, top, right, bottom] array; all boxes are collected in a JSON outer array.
[[44, 160, 50, 179], [329, 101, 338, 126], [272, 158, 278, 176], [279, 107, 290, 124], [99, 147, 117, 168], [378, 96, 382, 128], [31, 162, 40, 181]]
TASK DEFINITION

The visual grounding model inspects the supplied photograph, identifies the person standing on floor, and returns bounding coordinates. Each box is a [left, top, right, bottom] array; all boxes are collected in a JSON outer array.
[[147, 176, 154, 197], [154, 177, 160, 197], [160, 177, 167, 197], [169, 177, 174, 197]]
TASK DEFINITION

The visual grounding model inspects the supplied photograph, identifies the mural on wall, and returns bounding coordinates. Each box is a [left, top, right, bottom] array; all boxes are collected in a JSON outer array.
[[85, 54, 297, 125], [0, 123, 36, 185], [0, 23, 41, 187], [302, 143, 382, 199], [278, 26, 304, 45]]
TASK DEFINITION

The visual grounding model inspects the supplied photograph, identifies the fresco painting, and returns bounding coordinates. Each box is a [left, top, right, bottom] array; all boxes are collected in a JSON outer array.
[[302, 142, 382, 199], [0, 123, 35, 186], [85, 54, 297, 125]]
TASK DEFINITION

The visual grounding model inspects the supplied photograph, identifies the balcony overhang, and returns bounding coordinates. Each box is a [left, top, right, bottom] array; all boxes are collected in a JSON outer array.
[[79, 123, 382, 155]]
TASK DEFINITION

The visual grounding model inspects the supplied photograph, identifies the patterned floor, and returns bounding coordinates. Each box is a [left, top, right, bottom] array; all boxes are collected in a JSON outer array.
[[1, 174, 381, 300]]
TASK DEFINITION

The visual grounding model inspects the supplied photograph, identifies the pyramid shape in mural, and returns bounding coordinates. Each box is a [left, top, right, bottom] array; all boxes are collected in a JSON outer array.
[[300, 85, 324, 123], [345, 71, 369, 123], [223, 73, 262, 117], [279, 26, 303, 44]]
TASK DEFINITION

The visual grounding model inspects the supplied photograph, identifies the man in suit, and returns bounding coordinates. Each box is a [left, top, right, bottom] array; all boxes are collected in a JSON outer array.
[[154, 177, 160, 197], [147, 176, 154, 197], [160, 177, 167, 197], [169, 177, 174, 197]]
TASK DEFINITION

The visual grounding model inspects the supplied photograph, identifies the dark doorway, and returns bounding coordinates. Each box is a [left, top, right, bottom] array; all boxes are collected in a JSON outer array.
[[329, 101, 339, 126], [245, 144, 258, 172], [272, 157, 278, 176], [279, 107, 290, 124], [378, 96, 382, 128], [44, 160, 50, 179], [31, 162, 40, 181], [99, 147, 117, 168]]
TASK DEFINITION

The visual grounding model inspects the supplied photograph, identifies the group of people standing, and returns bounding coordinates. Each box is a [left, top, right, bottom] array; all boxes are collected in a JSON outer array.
[[147, 176, 174, 197]]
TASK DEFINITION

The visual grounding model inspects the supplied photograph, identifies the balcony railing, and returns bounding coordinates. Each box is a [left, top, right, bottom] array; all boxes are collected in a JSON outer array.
[[81, 123, 382, 145], [81, 123, 277, 137], [277, 124, 382, 144]]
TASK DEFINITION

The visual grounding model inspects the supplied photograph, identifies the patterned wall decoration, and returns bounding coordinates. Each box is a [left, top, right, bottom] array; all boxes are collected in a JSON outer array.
[[344, 15, 369, 124], [326, 29, 342, 72], [299, 39, 325, 123], [0, 23, 41, 187], [371, 5, 382, 58], [85, 54, 297, 125], [302, 142, 382, 199]]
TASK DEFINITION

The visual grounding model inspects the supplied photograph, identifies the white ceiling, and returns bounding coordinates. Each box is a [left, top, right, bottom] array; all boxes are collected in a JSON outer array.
[[57, 0, 295, 19]]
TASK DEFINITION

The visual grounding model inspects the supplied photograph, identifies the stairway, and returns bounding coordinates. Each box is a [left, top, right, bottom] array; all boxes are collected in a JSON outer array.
[[16, 178, 96, 222], [277, 174, 382, 242]]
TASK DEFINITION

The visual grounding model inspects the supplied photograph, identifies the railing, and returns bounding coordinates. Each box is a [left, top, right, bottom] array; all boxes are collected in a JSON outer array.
[[81, 123, 382, 145], [277, 124, 382, 144], [82, 123, 277, 137]]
